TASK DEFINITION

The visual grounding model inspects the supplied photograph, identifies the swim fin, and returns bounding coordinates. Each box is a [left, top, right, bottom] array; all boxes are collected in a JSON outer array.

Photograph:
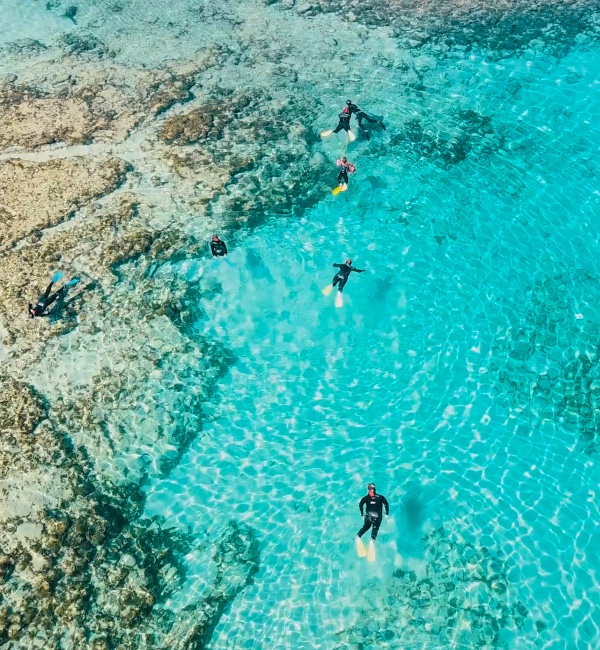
[[322, 285, 333, 296], [367, 540, 376, 562], [320, 130, 333, 138], [335, 292, 343, 308], [340, 184, 348, 192], [332, 185, 343, 196], [348, 130, 356, 142], [356, 536, 367, 558], [65, 278, 79, 287], [51, 272, 63, 283]]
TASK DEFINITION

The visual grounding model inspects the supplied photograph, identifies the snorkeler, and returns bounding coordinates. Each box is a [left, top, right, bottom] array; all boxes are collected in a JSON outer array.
[[322, 259, 365, 307], [210, 235, 228, 257], [335, 157, 356, 193], [28, 273, 78, 318], [356, 483, 389, 561], [345, 100, 386, 140], [331, 259, 364, 293], [320, 106, 356, 141]]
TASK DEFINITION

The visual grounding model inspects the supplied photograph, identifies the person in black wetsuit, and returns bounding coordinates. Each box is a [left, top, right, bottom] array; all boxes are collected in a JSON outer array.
[[357, 483, 389, 542], [332, 107, 352, 135], [210, 235, 228, 257], [28, 279, 70, 318], [345, 100, 386, 140], [331, 259, 365, 293], [336, 156, 356, 191]]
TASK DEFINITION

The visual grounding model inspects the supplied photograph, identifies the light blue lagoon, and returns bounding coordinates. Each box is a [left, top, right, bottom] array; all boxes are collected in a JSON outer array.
[[145, 44, 600, 650], [3, 0, 600, 648]]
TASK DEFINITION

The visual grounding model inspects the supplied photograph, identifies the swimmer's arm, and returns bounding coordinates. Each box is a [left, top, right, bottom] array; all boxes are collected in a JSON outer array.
[[359, 496, 367, 516]]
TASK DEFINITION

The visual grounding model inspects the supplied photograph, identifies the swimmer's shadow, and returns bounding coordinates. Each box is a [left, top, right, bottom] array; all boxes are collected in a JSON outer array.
[[47, 281, 96, 326]]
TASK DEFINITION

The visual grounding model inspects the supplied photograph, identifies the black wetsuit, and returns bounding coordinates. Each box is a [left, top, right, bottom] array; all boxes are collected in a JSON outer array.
[[211, 239, 228, 257], [358, 492, 390, 541], [346, 102, 385, 140], [28, 281, 67, 318], [332, 262, 364, 293], [337, 160, 354, 185], [333, 111, 351, 134]]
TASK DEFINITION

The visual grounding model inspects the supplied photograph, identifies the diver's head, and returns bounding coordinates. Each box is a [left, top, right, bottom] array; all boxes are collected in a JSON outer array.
[[212, 235, 220, 242], [346, 100, 352, 106], [368, 483, 376, 495], [346, 259, 352, 266], [342, 157, 347, 162]]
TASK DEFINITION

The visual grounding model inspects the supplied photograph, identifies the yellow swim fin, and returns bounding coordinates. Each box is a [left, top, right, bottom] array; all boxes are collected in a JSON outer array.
[[332, 185, 343, 196], [367, 540, 376, 562], [335, 292, 343, 308], [348, 130, 356, 142], [320, 130, 333, 138], [340, 184, 348, 192], [322, 285, 333, 296], [356, 536, 367, 558]]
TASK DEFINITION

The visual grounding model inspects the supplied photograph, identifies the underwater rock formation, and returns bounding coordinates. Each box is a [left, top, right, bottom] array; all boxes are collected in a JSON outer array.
[[159, 90, 328, 226], [489, 269, 600, 459], [0, 48, 220, 150], [0, 157, 130, 249], [0, 375, 259, 650], [386, 109, 505, 170], [267, 0, 600, 59], [334, 526, 530, 649]]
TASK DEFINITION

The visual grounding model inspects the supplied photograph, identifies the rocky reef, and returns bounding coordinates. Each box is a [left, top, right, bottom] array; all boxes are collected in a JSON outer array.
[[0, 373, 260, 650], [267, 0, 600, 60], [334, 526, 532, 649], [0, 48, 220, 150], [0, 10, 329, 645], [488, 269, 600, 459], [0, 157, 130, 249]]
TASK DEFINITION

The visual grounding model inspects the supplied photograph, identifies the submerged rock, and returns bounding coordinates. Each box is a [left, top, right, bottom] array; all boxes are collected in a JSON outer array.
[[0, 48, 220, 151], [0, 157, 130, 249], [334, 526, 529, 649]]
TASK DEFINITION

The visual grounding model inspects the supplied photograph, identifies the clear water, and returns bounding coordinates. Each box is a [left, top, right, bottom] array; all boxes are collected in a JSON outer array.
[[144, 47, 600, 649], [4, 0, 600, 647]]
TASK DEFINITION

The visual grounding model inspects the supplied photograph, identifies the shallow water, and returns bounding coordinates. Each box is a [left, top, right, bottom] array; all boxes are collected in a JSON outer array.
[[5, 0, 600, 647], [144, 45, 600, 649]]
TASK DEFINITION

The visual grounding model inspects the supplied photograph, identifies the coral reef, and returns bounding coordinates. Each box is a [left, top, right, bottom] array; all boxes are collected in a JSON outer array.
[[334, 526, 530, 649]]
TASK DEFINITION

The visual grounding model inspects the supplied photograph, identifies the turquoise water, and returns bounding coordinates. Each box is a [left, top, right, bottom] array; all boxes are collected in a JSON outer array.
[[144, 46, 600, 648], [4, 0, 600, 647]]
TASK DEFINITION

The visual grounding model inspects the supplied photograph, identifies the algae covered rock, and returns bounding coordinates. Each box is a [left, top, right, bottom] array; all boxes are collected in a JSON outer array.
[[0, 376, 46, 435], [334, 526, 530, 649], [0, 48, 220, 151], [0, 156, 131, 249], [160, 94, 254, 145]]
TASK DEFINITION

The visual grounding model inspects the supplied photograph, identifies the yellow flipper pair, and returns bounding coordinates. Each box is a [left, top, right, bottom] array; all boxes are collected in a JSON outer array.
[[332, 184, 348, 196], [356, 537, 376, 562], [321, 285, 343, 308]]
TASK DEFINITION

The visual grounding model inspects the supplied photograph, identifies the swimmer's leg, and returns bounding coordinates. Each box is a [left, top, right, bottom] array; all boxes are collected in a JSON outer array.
[[323, 274, 340, 296]]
